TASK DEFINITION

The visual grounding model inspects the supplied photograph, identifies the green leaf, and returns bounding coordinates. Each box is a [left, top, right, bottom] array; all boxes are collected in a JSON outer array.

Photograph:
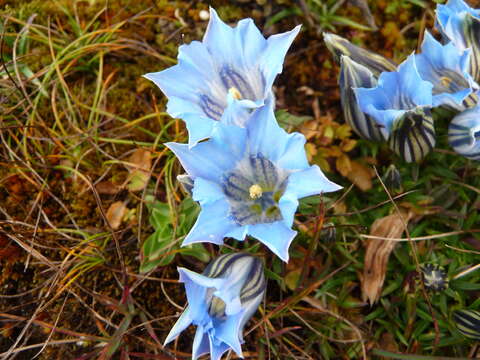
[[276, 109, 312, 130], [140, 228, 176, 273], [178, 243, 211, 263], [149, 202, 171, 229]]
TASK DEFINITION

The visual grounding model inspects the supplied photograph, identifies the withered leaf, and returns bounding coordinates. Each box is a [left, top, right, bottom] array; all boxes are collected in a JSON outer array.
[[346, 161, 374, 192], [96, 181, 122, 195], [106, 201, 128, 230], [125, 149, 152, 192], [362, 212, 410, 304]]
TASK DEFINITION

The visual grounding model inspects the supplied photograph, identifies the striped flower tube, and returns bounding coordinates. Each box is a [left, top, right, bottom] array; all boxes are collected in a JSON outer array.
[[453, 309, 480, 340], [323, 32, 397, 77], [448, 105, 480, 160], [388, 108, 436, 163], [339, 55, 385, 141], [164, 252, 266, 360]]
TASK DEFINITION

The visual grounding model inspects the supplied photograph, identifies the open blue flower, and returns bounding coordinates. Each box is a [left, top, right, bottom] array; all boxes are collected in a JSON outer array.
[[166, 100, 341, 262], [449, 104, 480, 160], [144, 8, 301, 146], [164, 253, 266, 360], [415, 31, 478, 110], [354, 54, 433, 140], [435, 0, 480, 82]]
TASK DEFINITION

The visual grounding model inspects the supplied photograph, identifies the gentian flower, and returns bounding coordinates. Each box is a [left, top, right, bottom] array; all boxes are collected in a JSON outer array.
[[144, 8, 301, 146], [338, 55, 385, 141], [323, 32, 397, 77], [354, 54, 433, 139], [166, 100, 341, 261], [435, 0, 480, 82], [164, 252, 266, 360], [448, 104, 480, 160], [354, 55, 436, 162], [415, 31, 478, 110]]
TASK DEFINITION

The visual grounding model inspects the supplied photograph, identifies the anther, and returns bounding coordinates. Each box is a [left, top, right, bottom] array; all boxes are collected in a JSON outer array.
[[249, 184, 263, 199], [228, 87, 242, 100]]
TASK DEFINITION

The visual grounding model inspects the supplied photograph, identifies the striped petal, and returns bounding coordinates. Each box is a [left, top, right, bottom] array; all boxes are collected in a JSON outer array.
[[453, 309, 480, 340], [323, 32, 397, 77], [339, 55, 385, 141], [448, 105, 480, 160], [388, 108, 435, 163]]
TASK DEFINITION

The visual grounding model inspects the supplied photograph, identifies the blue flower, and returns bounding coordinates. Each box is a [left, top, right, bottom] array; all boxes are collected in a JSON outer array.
[[415, 31, 478, 110], [354, 54, 433, 140], [448, 104, 480, 160], [435, 0, 480, 82], [166, 100, 341, 262], [144, 8, 301, 146], [164, 253, 266, 360], [338, 55, 385, 141]]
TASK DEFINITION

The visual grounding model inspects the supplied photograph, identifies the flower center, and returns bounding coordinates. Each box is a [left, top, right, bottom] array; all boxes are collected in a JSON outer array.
[[222, 155, 288, 226], [220, 65, 256, 101], [249, 184, 263, 199], [207, 295, 226, 319], [228, 87, 242, 100]]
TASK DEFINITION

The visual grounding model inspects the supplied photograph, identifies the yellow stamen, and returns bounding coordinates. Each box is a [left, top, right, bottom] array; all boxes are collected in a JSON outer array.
[[249, 184, 263, 199], [440, 76, 452, 88], [229, 87, 242, 100]]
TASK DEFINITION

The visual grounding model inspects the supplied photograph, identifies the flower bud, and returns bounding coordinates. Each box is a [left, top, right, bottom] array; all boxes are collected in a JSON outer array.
[[420, 263, 448, 292], [448, 104, 480, 160], [323, 32, 397, 77], [453, 309, 480, 340]]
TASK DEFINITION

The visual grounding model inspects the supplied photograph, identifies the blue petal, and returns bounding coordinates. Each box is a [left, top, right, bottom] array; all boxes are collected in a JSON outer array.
[[278, 192, 298, 228], [166, 124, 246, 182], [247, 99, 309, 169], [192, 178, 225, 205], [285, 165, 342, 199], [164, 306, 194, 345], [354, 54, 433, 137], [183, 199, 239, 246], [260, 25, 302, 92], [178, 268, 209, 316], [248, 222, 297, 262], [214, 312, 244, 356], [225, 225, 249, 241], [192, 326, 210, 360], [179, 267, 226, 289], [436, 0, 480, 42], [203, 8, 240, 66], [183, 113, 216, 147], [415, 31, 478, 108], [208, 334, 231, 360]]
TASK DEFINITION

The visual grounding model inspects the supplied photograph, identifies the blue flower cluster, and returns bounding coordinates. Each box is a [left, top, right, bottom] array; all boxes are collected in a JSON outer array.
[[325, 0, 480, 162], [144, 8, 341, 359]]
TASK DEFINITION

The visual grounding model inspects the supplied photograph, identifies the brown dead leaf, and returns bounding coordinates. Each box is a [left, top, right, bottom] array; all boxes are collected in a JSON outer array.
[[346, 161, 374, 192], [336, 154, 352, 177], [125, 149, 152, 192], [106, 201, 128, 230], [362, 211, 411, 304], [96, 181, 122, 195]]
